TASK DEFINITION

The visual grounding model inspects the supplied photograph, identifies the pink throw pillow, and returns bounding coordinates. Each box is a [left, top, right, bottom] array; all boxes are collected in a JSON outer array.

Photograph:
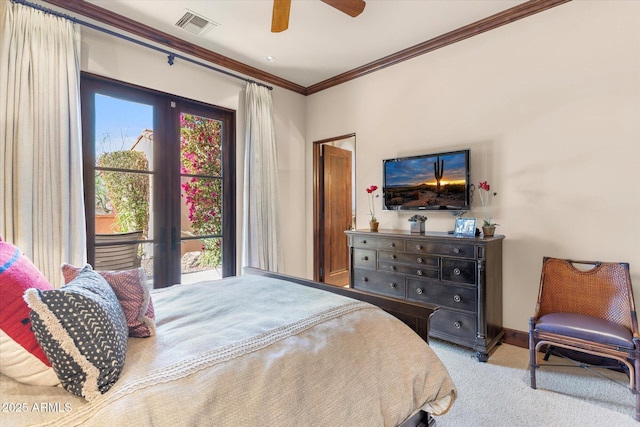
[[0, 240, 59, 385], [61, 264, 155, 338]]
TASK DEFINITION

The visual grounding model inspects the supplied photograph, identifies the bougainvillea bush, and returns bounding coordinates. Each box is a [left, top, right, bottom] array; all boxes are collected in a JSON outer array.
[[180, 113, 223, 268]]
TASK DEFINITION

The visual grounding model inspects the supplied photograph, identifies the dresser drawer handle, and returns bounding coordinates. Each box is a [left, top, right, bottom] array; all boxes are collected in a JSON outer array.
[[416, 270, 423, 276], [388, 282, 397, 289], [361, 256, 369, 261], [391, 254, 397, 260], [453, 295, 461, 303], [390, 265, 397, 271], [390, 242, 396, 247], [453, 248, 461, 254], [416, 288, 423, 295], [417, 257, 423, 263], [453, 268, 461, 276], [416, 244, 423, 250], [454, 321, 462, 329], [362, 240, 367, 244], [361, 277, 368, 283]]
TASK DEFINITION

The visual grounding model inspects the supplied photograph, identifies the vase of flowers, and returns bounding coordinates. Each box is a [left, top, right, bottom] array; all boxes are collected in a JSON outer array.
[[408, 214, 427, 234], [478, 180, 498, 237], [366, 185, 379, 231]]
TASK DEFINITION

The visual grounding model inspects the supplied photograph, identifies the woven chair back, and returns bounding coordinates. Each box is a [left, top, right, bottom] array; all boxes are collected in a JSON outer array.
[[537, 257, 634, 329]]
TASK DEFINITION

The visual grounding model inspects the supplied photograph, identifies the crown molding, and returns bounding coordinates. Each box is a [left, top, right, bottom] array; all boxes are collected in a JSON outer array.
[[40, 0, 306, 94], [41, 0, 570, 96], [306, 0, 571, 94]]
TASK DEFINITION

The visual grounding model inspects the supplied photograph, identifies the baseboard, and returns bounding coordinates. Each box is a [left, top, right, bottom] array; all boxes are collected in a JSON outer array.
[[502, 327, 529, 349]]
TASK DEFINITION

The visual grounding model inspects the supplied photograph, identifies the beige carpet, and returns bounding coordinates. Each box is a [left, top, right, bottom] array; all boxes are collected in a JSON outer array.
[[429, 339, 637, 427]]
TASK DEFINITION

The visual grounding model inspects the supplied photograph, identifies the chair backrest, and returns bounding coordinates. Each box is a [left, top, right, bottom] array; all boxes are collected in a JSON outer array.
[[536, 257, 636, 329], [95, 231, 143, 271]]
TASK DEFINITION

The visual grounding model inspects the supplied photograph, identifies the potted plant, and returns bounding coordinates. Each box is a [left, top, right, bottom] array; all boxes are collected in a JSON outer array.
[[478, 180, 498, 237], [366, 185, 379, 231], [408, 214, 427, 234]]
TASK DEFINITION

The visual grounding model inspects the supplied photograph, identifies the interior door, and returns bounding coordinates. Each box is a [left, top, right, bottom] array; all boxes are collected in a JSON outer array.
[[321, 145, 352, 286]]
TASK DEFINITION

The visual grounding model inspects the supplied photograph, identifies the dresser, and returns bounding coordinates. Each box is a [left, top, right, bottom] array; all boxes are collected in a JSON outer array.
[[345, 229, 504, 361]]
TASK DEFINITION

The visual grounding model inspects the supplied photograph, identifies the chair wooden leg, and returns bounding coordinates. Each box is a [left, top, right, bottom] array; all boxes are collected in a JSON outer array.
[[634, 356, 640, 421], [543, 345, 554, 361], [529, 321, 537, 389]]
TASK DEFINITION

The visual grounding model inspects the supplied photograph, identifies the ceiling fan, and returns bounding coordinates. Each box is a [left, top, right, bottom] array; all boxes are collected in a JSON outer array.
[[271, 0, 366, 33]]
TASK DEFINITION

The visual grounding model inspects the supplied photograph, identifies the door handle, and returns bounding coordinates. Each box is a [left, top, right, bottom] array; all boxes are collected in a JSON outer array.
[[171, 227, 179, 251], [158, 227, 167, 252]]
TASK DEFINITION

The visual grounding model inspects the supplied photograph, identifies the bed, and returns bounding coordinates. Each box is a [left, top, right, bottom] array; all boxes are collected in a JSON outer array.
[[0, 267, 456, 427]]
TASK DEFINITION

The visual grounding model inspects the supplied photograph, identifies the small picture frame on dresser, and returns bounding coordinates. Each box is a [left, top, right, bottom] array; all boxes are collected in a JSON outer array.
[[454, 218, 476, 237]]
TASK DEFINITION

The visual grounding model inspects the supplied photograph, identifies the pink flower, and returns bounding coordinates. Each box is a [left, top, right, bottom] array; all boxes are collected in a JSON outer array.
[[366, 185, 380, 221], [478, 181, 498, 227]]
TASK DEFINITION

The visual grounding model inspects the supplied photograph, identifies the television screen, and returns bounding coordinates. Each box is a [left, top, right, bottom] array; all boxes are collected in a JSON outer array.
[[383, 149, 470, 211]]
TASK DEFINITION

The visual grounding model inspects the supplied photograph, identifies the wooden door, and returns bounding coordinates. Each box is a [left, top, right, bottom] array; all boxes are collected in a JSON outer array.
[[322, 145, 352, 286]]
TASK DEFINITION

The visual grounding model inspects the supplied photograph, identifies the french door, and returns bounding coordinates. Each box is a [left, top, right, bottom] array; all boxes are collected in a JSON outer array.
[[81, 74, 236, 288]]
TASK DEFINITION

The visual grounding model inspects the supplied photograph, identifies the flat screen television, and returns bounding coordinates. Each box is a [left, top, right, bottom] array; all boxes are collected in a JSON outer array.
[[383, 149, 471, 211]]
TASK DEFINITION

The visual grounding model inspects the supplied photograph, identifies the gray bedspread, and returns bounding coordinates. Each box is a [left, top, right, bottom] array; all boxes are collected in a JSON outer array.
[[0, 274, 456, 426]]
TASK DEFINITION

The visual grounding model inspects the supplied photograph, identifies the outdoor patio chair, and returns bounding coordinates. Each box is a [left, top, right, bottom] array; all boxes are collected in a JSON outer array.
[[95, 230, 143, 271]]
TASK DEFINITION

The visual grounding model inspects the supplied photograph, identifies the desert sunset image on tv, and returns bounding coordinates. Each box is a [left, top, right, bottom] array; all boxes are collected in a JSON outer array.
[[384, 151, 468, 210]]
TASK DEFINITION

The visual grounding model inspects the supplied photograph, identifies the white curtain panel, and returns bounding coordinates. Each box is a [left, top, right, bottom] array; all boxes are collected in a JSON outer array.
[[0, 1, 86, 287], [242, 82, 283, 272]]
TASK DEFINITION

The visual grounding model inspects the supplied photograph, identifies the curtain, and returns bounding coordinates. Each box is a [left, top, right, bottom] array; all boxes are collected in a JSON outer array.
[[0, 1, 86, 287], [242, 82, 283, 272]]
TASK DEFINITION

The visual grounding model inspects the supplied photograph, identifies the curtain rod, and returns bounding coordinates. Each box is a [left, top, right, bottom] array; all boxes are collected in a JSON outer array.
[[11, 0, 273, 90]]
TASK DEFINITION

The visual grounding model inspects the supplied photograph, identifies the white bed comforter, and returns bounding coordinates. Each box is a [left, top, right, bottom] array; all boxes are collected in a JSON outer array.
[[0, 275, 456, 426]]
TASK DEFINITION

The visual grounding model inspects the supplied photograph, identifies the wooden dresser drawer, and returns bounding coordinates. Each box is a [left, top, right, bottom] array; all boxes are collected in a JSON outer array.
[[352, 236, 404, 251], [353, 269, 405, 299], [346, 229, 504, 361], [406, 279, 477, 312], [430, 309, 477, 341], [407, 240, 476, 259], [441, 258, 477, 285], [378, 261, 439, 279], [378, 251, 439, 268], [352, 248, 376, 269]]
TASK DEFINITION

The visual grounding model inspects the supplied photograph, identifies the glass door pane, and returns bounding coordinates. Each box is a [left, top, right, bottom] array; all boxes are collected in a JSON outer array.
[[83, 75, 235, 288], [179, 112, 223, 283], [94, 94, 154, 287]]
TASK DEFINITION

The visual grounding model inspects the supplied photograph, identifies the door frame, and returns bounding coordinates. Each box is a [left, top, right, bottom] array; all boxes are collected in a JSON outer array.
[[312, 133, 356, 283], [80, 73, 236, 287]]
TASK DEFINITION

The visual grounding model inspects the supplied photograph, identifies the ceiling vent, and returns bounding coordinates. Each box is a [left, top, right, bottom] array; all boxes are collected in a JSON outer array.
[[175, 10, 218, 36]]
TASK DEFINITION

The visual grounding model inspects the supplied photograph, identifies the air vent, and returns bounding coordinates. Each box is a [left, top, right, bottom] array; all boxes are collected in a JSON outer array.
[[175, 10, 218, 36]]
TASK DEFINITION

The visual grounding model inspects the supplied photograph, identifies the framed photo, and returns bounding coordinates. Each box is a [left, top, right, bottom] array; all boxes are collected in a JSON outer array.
[[454, 218, 477, 237]]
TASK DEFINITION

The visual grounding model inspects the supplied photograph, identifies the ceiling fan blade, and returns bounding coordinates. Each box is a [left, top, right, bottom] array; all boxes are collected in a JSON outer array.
[[321, 0, 366, 17], [271, 0, 291, 33]]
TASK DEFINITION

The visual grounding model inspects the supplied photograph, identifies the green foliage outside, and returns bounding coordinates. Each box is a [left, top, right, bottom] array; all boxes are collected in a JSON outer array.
[[97, 150, 150, 236], [180, 114, 223, 268]]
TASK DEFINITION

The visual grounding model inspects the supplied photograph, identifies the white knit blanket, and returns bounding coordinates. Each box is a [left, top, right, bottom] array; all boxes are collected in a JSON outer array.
[[0, 275, 456, 426]]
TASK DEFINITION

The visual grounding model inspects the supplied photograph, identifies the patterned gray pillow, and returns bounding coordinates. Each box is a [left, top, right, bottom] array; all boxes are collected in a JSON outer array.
[[24, 266, 128, 401]]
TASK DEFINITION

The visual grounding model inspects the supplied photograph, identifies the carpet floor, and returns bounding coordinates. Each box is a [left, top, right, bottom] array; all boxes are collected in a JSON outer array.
[[428, 339, 637, 427]]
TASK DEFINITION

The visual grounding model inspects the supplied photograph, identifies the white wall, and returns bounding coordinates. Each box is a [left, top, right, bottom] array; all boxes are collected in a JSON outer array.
[[306, 1, 640, 332], [68, 0, 640, 333], [80, 28, 308, 278]]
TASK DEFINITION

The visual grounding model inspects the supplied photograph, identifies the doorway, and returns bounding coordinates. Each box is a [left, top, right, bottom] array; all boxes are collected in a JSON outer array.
[[313, 134, 355, 286], [81, 74, 236, 288]]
